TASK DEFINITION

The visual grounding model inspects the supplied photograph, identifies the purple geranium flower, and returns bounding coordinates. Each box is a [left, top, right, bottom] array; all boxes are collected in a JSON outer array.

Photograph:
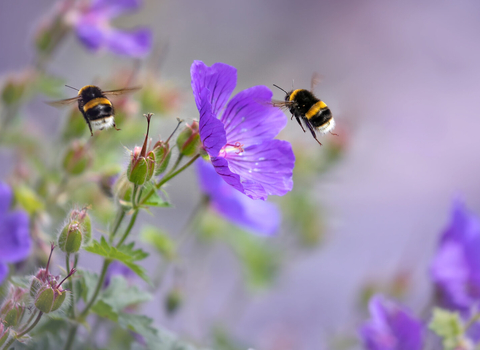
[[431, 199, 480, 311], [359, 295, 424, 350], [104, 261, 136, 287], [70, 0, 152, 57], [196, 159, 280, 236], [0, 183, 31, 284], [191, 61, 295, 201]]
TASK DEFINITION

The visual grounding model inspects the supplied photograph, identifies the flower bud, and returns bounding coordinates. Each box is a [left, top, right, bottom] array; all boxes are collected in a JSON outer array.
[[0, 288, 26, 328], [34, 285, 67, 313], [0, 323, 10, 347], [165, 288, 182, 316], [152, 141, 171, 175], [127, 114, 155, 185], [1, 75, 27, 106], [127, 147, 149, 186], [58, 207, 92, 252], [62, 140, 92, 175], [176, 120, 200, 156]]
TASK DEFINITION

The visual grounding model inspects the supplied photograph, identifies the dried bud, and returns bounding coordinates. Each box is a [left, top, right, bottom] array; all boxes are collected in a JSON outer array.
[[176, 120, 200, 156], [31, 244, 76, 313], [152, 141, 171, 175], [62, 140, 92, 175]]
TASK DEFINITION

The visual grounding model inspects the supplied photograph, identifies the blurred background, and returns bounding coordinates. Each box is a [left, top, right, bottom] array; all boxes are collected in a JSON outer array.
[[2, 0, 480, 349]]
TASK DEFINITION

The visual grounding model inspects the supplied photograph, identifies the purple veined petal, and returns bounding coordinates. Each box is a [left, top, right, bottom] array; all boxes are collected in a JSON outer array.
[[0, 182, 12, 218], [191, 61, 237, 115], [225, 139, 295, 198], [75, 19, 106, 51], [210, 157, 267, 200], [90, 0, 142, 18], [105, 27, 152, 57], [221, 85, 287, 145], [196, 160, 280, 235], [0, 262, 7, 284], [0, 210, 31, 263], [198, 89, 227, 157], [104, 261, 135, 287]]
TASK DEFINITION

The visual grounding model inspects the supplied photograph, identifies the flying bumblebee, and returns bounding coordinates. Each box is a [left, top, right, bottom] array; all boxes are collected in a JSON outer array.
[[272, 75, 335, 145], [48, 85, 141, 136]]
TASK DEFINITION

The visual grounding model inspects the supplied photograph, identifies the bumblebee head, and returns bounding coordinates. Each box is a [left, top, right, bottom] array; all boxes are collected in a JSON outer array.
[[78, 85, 103, 101]]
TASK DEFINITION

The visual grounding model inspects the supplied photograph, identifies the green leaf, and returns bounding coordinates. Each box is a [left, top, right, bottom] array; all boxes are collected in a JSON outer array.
[[429, 308, 464, 350], [14, 184, 45, 214], [140, 182, 171, 208], [140, 226, 176, 260], [76, 269, 99, 303], [84, 237, 150, 284], [97, 275, 151, 311]]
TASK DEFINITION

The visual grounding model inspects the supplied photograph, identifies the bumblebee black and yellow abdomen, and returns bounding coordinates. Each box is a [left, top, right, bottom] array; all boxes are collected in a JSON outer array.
[[83, 99, 114, 120]]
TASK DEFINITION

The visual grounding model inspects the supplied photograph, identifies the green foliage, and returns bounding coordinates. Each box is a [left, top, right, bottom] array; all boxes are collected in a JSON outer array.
[[140, 226, 176, 260], [429, 308, 467, 350], [84, 237, 150, 284]]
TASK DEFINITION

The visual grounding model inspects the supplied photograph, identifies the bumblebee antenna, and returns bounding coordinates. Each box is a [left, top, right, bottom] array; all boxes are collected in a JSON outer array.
[[65, 85, 79, 91], [273, 84, 288, 94]]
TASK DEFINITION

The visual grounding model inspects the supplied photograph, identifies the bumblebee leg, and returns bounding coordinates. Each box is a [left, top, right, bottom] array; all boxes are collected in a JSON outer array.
[[113, 122, 121, 131], [295, 116, 306, 132], [305, 120, 322, 146], [329, 131, 338, 136], [86, 121, 94, 137]]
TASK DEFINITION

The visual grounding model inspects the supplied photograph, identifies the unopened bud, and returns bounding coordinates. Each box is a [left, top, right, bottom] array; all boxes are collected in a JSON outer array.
[[176, 120, 200, 156], [153, 141, 171, 175], [58, 208, 92, 252], [165, 288, 182, 316], [62, 140, 92, 175], [127, 114, 155, 185], [145, 151, 156, 182], [34, 285, 67, 313], [0, 286, 27, 328]]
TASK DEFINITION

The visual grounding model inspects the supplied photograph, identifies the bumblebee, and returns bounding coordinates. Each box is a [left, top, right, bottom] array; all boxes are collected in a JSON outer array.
[[272, 76, 335, 145], [48, 85, 140, 136]]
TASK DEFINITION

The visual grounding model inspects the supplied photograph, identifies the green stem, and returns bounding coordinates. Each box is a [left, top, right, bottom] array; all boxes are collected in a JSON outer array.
[[66, 253, 76, 319], [6, 311, 44, 348], [116, 210, 139, 247], [63, 324, 78, 350], [17, 309, 38, 334], [465, 312, 480, 331], [109, 209, 126, 243], [79, 259, 111, 320], [138, 154, 200, 207], [131, 184, 139, 208]]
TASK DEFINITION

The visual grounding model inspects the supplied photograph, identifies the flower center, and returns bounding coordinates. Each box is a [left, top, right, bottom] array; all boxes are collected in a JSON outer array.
[[220, 142, 244, 156]]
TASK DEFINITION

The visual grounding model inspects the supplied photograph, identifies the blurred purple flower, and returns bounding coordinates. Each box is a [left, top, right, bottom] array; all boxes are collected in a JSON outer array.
[[196, 159, 280, 236], [431, 199, 480, 311], [359, 295, 424, 350], [71, 0, 152, 57], [190, 60, 295, 201], [0, 183, 31, 284], [104, 261, 135, 287]]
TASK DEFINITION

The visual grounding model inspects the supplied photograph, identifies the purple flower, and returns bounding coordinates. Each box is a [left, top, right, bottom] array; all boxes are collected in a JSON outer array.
[[0, 183, 31, 284], [431, 199, 480, 311], [196, 159, 280, 236], [190, 61, 295, 201], [71, 0, 152, 57], [359, 295, 424, 350]]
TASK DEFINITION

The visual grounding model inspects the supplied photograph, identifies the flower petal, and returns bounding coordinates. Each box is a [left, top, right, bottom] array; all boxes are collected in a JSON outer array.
[[221, 86, 287, 145], [197, 160, 280, 235], [90, 0, 141, 18], [75, 19, 106, 51], [191, 61, 237, 115], [198, 89, 227, 157], [105, 27, 152, 57], [0, 211, 31, 263], [0, 263, 7, 284], [0, 183, 12, 217], [210, 157, 267, 200], [225, 139, 295, 198]]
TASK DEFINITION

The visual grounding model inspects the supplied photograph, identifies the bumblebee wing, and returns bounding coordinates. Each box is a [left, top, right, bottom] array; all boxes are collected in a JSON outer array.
[[102, 86, 141, 96], [46, 96, 80, 107], [310, 72, 323, 92], [271, 99, 293, 110]]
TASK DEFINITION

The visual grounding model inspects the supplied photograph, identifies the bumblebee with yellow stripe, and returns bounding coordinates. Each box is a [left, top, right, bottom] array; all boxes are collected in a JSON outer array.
[[48, 85, 140, 136], [272, 76, 335, 145]]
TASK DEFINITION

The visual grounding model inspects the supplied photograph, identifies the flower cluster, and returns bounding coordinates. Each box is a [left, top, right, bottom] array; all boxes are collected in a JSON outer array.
[[191, 61, 295, 201]]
